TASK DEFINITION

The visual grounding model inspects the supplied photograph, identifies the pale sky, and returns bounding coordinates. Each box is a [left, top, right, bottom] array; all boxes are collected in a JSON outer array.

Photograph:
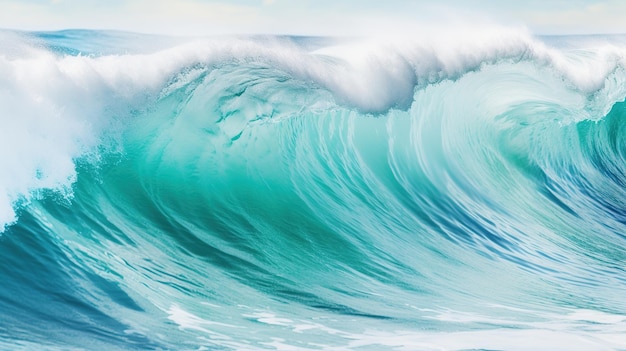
[[1, 0, 626, 36]]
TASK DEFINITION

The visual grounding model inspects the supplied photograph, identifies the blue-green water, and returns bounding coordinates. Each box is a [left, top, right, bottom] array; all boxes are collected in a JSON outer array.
[[1, 29, 626, 350]]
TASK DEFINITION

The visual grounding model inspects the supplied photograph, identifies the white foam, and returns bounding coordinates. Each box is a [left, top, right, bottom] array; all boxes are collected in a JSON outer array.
[[167, 304, 239, 334], [166, 306, 626, 350], [345, 328, 626, 351]]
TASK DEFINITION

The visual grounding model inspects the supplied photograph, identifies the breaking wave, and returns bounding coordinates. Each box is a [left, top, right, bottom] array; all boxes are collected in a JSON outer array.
[[1, 28, 626, 350]]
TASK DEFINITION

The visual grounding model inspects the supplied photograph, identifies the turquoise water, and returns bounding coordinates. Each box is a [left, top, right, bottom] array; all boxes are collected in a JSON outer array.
[[1, 29, 626, 350]]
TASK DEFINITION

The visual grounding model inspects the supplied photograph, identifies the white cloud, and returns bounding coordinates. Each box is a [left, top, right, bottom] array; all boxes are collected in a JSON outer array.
[[1, 0, 626, 35], [514, 0, 626, 34], [0, 0, 265, 34]]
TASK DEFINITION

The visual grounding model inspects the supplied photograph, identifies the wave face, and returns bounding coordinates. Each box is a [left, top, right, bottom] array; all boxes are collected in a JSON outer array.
[[2, 28, 626, 350]]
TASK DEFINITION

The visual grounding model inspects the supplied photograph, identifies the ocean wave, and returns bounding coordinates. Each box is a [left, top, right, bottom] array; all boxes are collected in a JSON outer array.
[[1, 28, 626, 350]]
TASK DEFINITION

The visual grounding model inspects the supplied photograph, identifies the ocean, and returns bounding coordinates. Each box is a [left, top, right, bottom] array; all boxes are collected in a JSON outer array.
[[1, 28, 626, 350]]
